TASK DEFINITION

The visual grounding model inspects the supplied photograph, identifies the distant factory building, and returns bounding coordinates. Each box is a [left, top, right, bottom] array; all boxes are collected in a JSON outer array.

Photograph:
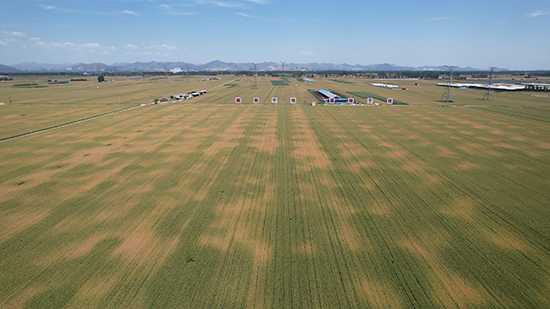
[[524, 83, 550, 92]]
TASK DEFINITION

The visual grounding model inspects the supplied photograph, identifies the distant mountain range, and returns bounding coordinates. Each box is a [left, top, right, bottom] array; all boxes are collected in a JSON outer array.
[[0, 64, 22, 73], [2, 61, 511, 73]]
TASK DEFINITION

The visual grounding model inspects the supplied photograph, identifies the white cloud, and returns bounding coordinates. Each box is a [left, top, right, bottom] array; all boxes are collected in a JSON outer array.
[[236, 12, 254, 18], [160, 4, 197, 15], [195, 0, 242, 8], [34, 41, 112, 55], [30, 37, 41, 41], [0, 40, 7, 46], [80, 43, 101, 48], [51, 42, 75, 48], [2, 31, 26, 37], [245, 0, 269, 4], [39, 5, 79, 13], [123, 10, 138, 16], [4, 38, 17, 42], [148, 44, 179, 50], [529, 10, 548, 17], [125, 44, 139, 49]]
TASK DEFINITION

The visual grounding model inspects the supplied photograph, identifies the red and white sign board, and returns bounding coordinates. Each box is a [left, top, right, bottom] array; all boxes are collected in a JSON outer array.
[[387, 98, 394, 105], [253, 97, 260, 104], [272, 97, 278, 104], [330, 98, 335, 104], [290, 97, 297, 104], [367, 98, 374, 104], [235, 97, 242, 104], [348, 98, 355, 104]]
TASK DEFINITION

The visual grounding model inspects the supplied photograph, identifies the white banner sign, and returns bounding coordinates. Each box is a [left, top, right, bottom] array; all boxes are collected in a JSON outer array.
[[272, 97, 278, 104], [290, 97, 297, 104], [235, 97, 242, 104], [348, 98, 355, 104], [367, 98, 374, 104], [253, 97, 260, 104], [387, 98, 394, 105]]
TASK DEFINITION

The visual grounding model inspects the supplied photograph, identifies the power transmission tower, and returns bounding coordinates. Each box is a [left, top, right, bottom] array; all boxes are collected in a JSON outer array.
[[483, 67, 495, 101], [281, 61, 286, 84], [441, 66, 456, 103], [252, 63, 258, 89], [163, 64, 169, 83]]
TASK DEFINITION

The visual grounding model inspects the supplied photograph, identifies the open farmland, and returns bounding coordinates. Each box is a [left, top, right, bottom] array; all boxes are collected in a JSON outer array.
[[1, 76, 550, 307]]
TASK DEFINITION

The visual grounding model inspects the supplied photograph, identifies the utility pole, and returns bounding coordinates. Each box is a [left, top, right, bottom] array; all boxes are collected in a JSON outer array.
[[186, 65, 190, 83], [441, 66, 456, 103], [483, 67, 495, 101]]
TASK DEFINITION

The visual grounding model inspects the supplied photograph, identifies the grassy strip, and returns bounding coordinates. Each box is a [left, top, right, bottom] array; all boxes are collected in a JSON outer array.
[[224, 84, 239, 88], [330, 79, 355, 84], [13, 83, 40, 87], [271, 80, 289, 86], [348, 91, 408, 105]]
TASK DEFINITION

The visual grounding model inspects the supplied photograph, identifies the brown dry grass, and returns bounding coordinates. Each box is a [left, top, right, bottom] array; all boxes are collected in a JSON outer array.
[[368, 201, 391, 216], [456, 162, 480, 170], [437, 146, 456, 157], [69, 277, 119, 307], [200, 194, 272, 267], [248, 111, 278, 154], [1, 285, 47, 309], [291, 108, 332, 169], [356, 278, 402, 308], [440, 197, 477, 222]]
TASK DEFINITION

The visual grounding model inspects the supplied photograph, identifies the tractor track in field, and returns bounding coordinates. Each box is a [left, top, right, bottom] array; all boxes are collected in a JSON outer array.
[[0, 103, 151, 143]]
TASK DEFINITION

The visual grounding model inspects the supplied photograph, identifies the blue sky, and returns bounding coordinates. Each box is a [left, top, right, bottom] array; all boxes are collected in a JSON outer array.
[[1, 0, 549, 69]]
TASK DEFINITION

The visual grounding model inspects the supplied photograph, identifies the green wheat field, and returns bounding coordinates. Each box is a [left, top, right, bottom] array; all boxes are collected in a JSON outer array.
[[1, 75, 549, 307]]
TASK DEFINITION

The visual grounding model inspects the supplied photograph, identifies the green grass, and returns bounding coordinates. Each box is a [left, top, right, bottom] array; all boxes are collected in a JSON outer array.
[[271, 80, 289, 86], [348, 91, 408, 105], [330, 79, 356, 84]]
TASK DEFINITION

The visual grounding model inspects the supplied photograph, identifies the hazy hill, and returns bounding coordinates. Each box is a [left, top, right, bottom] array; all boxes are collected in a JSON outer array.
[[9, 61, 510, 73], [0, 64, 22, 73]]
